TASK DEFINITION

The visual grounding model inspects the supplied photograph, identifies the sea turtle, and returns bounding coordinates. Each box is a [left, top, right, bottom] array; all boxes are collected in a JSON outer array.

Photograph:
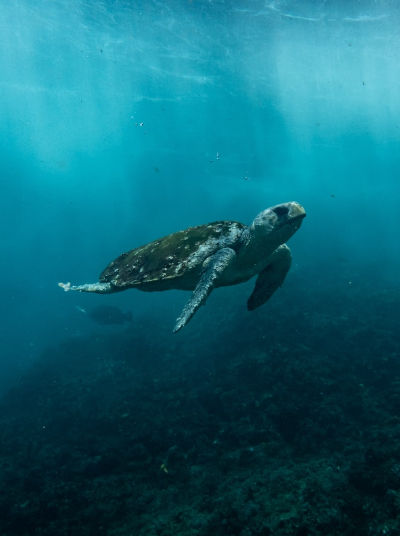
[[59, 201, 306, 332]]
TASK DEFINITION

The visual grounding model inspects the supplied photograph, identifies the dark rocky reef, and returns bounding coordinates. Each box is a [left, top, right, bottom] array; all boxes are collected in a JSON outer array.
[[0, 272, 400, 535]]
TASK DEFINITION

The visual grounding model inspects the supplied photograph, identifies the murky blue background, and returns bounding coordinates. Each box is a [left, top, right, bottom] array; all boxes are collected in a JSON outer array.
[[1, 0, 399, 390]]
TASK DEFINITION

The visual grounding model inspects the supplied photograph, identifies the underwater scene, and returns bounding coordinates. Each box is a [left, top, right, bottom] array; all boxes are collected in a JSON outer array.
[[1, 0, 400, 534]]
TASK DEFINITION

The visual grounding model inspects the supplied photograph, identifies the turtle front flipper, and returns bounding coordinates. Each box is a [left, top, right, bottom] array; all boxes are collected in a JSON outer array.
[[247, 244, 292, 311], [58, 281, 114, 294], [173, 247, 236, 333]]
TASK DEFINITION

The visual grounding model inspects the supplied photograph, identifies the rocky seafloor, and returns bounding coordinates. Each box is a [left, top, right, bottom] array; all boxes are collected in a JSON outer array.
[[1, 271, 400, 536]]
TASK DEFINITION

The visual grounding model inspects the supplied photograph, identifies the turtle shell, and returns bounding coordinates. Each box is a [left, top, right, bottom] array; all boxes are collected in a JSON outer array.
[[99, 220, 245, 289]]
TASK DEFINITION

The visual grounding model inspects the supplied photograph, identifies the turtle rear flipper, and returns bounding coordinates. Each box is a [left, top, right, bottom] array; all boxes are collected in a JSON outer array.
[[58, 282, 114, 294], [173, 247, 236, 333], [247, 244, 292, 311]]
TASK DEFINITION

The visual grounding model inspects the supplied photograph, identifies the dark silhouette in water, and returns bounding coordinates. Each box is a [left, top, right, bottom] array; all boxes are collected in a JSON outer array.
[[88, 305, 132, 325]]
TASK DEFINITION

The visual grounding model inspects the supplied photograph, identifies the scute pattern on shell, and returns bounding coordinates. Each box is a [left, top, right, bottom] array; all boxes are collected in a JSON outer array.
[[99, 221, 245, 288]]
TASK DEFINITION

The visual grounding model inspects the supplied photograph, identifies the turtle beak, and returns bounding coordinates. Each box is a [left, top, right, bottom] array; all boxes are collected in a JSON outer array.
[[288, 202, 306, 222], [271, 202, 306, 226]]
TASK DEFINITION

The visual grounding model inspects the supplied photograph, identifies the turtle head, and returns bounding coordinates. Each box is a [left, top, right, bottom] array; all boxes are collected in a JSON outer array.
[[250, 201, 306, 247]]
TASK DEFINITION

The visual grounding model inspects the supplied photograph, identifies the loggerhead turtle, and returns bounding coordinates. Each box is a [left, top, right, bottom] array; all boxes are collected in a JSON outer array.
[[58, 201, 305, 332]]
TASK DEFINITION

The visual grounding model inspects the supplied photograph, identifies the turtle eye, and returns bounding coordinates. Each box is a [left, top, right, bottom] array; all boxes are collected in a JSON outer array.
[[272, 205, 289, 217]]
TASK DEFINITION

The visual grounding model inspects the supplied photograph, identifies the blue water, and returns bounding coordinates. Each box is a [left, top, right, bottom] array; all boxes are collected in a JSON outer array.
[[1, 2, 400, 533], [2, 0, 398, 388]]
